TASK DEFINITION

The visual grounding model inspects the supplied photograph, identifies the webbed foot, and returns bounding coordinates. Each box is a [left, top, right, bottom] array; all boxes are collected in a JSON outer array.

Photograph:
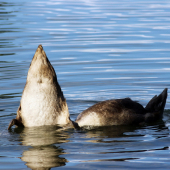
[[8, 119, 24, 130]]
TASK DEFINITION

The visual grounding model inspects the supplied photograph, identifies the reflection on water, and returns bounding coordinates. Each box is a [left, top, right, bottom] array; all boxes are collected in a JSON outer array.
[[18, 126, 69, 146], [1, 0, 170, 169], [84, 125, 143, 140], [84, 120, 168, 142], [13, 126, 69, 169], [22, 146, 66, 170], [67, 120, 170, 167]]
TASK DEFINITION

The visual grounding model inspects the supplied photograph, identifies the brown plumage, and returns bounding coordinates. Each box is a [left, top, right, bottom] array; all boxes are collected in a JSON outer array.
[[8, 45, 71, 129], [76, 88, 168, 127], [8, 45, 168, 130]]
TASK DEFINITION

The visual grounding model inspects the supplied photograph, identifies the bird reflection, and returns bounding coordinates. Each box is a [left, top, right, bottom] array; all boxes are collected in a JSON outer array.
[[82, 120, 168, 143], [82, 125, 139, 138], [14, 126, 70, 170], [10, 120, 168, 169], [21, 145, 67, 170]]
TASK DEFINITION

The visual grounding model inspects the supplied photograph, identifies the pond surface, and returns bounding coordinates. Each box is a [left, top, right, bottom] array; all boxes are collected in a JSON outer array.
[[1, 0, 170, 169]]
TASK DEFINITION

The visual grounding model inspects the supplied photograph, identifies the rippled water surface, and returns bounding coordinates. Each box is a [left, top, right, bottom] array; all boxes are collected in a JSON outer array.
[[1, 0, 170, 169]]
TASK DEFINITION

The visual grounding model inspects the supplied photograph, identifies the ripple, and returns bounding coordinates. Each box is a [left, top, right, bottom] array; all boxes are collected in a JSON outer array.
[[1, 0, 170, 169]]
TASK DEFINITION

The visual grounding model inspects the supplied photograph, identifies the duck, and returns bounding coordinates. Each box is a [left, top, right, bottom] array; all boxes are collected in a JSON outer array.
[[75, 88, 167, 127], [8, 45, 72, 129], [8, 45, 168, 129]]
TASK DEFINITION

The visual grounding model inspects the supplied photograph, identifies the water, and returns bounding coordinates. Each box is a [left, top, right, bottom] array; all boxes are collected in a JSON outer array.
[[1, 0, 170, 169]]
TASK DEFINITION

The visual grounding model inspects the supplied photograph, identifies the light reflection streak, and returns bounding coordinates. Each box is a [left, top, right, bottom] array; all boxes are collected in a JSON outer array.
[[2, 0, 170, 169], [57, 68, 170, 75], [95, 77, 157, 80]]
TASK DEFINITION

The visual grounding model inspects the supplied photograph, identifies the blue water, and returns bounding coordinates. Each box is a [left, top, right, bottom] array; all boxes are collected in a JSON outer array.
[[1, 0, 170, 169]]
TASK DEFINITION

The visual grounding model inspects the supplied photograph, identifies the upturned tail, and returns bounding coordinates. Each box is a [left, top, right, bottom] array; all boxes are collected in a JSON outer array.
[[145, 88, 168, 122]]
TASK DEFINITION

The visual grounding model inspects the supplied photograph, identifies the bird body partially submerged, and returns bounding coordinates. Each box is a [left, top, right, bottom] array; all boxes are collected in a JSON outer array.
[[76, 88, 168, 127], [8, 45, 168, 130], [8, 45, 71, 129]]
